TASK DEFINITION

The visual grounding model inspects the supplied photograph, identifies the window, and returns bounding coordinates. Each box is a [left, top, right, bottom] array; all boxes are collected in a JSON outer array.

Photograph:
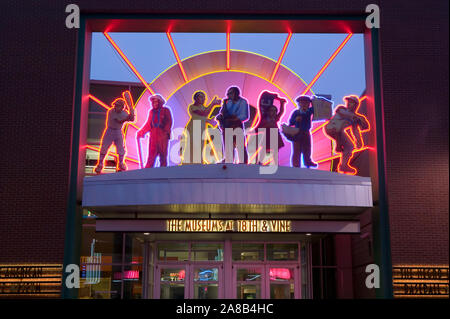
[[78, 233, 144, 299], [232, 243, 264, 261], [311, 236, 337, 299], [191, 243, 224, 261], [267, 243, 298, 261], [157, 243, 189, 262]]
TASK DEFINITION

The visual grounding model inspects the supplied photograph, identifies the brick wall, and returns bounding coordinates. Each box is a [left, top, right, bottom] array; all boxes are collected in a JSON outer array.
[[378, 1, 449, 265], [1, 0, 447, 272]]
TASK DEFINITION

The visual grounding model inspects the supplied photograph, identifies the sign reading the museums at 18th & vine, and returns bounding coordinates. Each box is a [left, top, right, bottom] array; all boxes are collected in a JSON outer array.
[[167, 219, 291, 233], [393, 265, 449, 298], [0, 265, 62, 297]]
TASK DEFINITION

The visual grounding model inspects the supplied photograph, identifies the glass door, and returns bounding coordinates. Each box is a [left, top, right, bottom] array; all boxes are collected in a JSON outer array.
[[267, 266, 298, 299], [234, 265, 264, 299], [234, 264, 299, 299], [191, 264, 223, 299], [157, 266, 187, 299]]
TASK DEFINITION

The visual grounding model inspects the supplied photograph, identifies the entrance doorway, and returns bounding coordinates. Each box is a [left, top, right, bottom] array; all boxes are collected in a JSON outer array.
[[156, 262, 299, 299], [234, 265, 299, 299], [156, 263, 224, 299], [151, 240, 309, 299]]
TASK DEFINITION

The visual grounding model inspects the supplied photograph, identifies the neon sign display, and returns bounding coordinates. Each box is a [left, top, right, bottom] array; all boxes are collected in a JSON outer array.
[[167, 270, 185, 281], [269, 268, 292, 281], [87, 31, 373, 175], [196, 269, 218, 282], [113, 270, 140, 281]]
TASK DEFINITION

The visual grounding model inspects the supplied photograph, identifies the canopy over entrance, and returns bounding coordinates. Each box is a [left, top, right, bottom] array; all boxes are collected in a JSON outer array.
[[82, 164, 372, 219]]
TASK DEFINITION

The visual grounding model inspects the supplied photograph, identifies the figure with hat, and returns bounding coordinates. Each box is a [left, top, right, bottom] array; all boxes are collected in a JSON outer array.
[[137, 94, 173, 168], [94, 91, 135, 174], [254, 91, 286, 164], [286, 95, 318, 168], [324, 95, 369, 174], [215, 86, 250, 164]]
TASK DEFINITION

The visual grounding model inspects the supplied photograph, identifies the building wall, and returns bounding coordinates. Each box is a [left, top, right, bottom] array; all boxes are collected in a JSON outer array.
[[377, 1, 449, 265], [1, 0, 448, 285]]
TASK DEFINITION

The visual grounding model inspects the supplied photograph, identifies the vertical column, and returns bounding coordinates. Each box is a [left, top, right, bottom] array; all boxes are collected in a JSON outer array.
[[121, 233, 126, 299], [335, 234, 354, 298], [142, 242, 149, 299], [223, 238, 233, 298], [62, 16, 90, 299]]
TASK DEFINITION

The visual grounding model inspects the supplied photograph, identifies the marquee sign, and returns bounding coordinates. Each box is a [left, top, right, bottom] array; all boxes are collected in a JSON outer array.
[[393, 265, 449, 298], [167, 219, 291, 233], [95, 219, 360, 234]]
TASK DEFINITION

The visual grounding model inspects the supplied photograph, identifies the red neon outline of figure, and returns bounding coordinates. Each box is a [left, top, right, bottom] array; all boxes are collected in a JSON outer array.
[[94, 90, 136, 173], [322, 95, 370, 175]]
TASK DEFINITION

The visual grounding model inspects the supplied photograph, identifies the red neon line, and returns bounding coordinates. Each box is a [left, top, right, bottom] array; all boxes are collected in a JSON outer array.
[[89, 94, 111, 110], [316, 154, 341, 163], [316, 146, 372, 164], [103, 32, 155, 95], [302, 33, 353, 95], [311, 121, 329, 134], [270, 32, 292, 82], [90, 92, 139, 132], [130, 123, 141, 130], [166, 32, 188, 82], [226, 30, 230, 71]]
